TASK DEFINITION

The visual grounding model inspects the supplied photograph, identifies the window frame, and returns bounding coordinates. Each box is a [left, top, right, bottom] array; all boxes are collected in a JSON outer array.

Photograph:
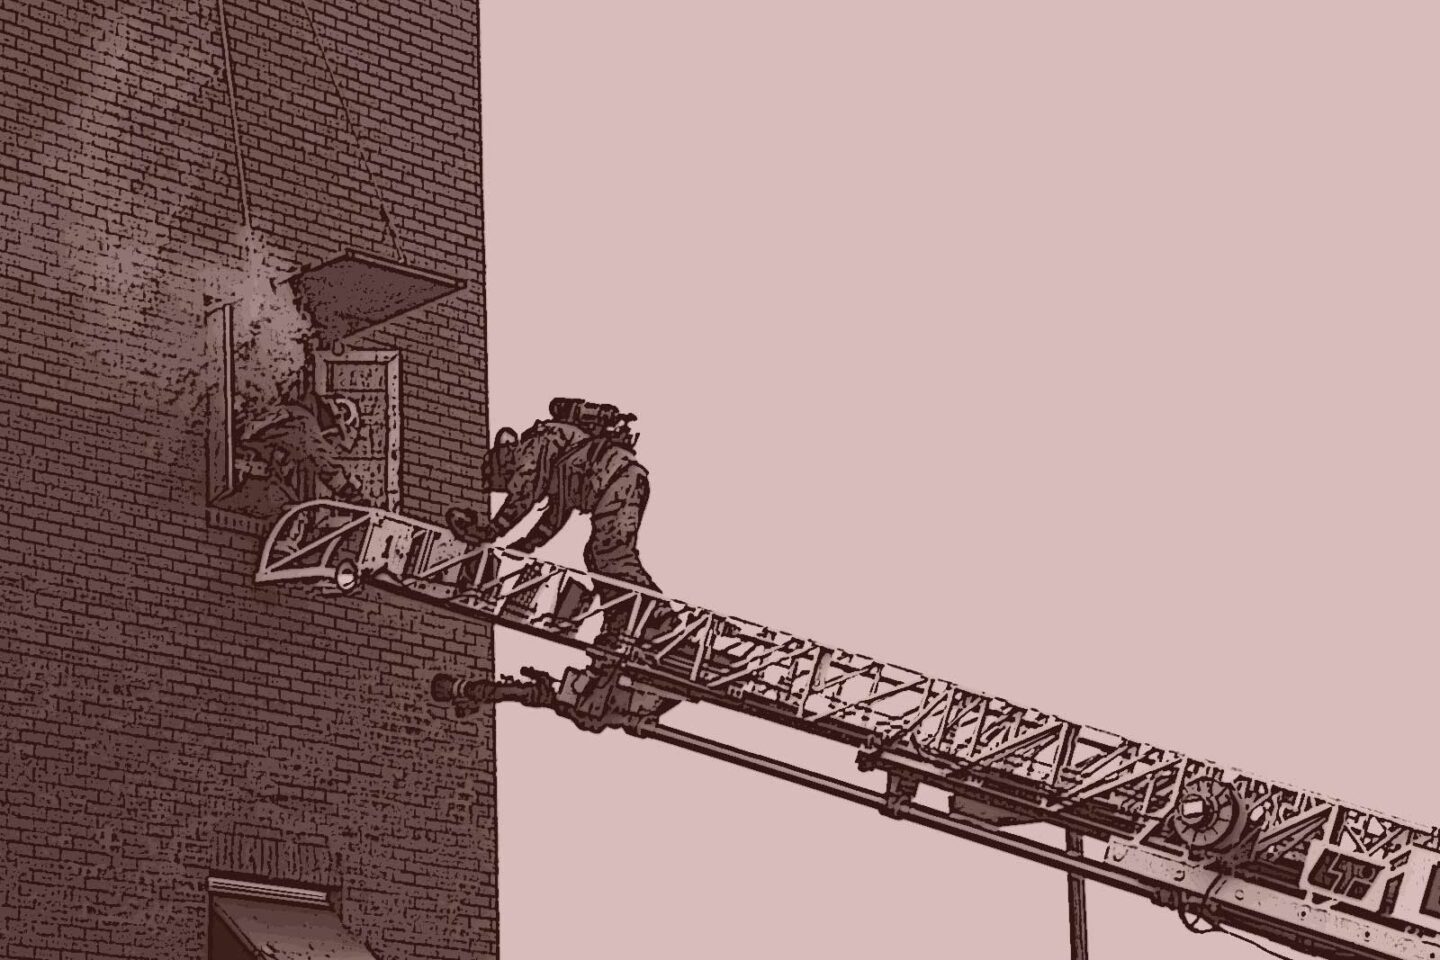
[[205, 299, 241, 504], [312, 347, 403, 512]]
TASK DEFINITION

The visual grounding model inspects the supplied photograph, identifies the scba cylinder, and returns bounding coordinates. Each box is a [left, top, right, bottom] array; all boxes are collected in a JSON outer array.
[[549, 398, 634, 430]]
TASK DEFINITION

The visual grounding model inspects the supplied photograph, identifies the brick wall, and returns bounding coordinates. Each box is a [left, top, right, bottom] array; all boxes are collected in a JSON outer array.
[[0, 0, 496, 957]]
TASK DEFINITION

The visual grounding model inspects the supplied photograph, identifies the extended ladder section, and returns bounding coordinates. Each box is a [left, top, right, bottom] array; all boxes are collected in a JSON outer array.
[[256, 500, 1440, 960]]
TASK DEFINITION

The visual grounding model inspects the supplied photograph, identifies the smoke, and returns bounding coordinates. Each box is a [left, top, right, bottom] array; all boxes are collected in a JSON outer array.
[[200, 228, 315, 437], [41, 9, 223, 416], [1, 5, 317, 464]]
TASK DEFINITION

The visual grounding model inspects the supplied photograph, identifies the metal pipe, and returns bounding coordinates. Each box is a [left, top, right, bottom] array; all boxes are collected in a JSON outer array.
[[640, 723, 1155, 896], [1066, 829, 1090, 960]]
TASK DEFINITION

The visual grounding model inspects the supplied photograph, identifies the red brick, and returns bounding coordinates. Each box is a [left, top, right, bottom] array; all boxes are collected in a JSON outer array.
[[0, 0, 496, 956]]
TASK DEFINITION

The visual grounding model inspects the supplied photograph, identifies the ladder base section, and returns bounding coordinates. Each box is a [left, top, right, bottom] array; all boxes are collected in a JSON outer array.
[[430, 665, 1422, 960], [257, 501, 1440, 960]]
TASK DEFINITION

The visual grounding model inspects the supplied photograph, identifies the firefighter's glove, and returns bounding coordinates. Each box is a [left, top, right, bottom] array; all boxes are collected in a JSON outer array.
[[445, 506, 493, 547]]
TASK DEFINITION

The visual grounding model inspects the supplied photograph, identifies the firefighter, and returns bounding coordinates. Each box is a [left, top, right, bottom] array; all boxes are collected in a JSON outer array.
[[234, 389, 365, 507], [446, 411, 671, 642]]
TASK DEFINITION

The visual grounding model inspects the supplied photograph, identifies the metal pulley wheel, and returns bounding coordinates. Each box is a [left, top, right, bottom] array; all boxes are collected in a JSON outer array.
[[1172, 777, 1253, 853]]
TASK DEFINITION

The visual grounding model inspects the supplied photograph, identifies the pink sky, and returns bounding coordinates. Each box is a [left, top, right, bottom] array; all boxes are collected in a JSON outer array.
[[478, 3, 1440, 956]]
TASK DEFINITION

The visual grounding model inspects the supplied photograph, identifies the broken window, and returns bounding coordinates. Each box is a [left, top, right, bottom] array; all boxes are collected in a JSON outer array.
[[204, 300, 400, 522], [203, 248, 464, 525]]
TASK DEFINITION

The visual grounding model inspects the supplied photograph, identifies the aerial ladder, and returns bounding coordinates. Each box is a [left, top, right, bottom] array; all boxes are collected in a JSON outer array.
[[256, 499, 1440, 960]]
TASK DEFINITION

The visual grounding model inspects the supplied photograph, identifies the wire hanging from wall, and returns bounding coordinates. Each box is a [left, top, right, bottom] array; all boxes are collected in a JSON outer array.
[[215, 0, 253, 232], [295, 0, 413, 266]]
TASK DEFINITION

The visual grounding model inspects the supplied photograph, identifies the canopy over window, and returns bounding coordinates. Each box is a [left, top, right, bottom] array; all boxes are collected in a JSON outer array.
[[209, 893, 377, 960], [277, 249, 467, 348]]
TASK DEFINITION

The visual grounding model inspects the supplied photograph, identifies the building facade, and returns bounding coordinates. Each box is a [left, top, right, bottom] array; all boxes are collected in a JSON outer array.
[[1, 0, 496, 956]]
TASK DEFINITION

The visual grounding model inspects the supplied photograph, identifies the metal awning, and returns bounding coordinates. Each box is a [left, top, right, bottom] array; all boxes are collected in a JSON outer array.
[[210, 894, 377, 960], [276, 249, 467, 347]]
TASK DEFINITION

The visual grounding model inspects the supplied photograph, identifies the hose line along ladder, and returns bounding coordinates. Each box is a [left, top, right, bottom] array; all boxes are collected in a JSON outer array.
[[256, 500, 1440, 960]]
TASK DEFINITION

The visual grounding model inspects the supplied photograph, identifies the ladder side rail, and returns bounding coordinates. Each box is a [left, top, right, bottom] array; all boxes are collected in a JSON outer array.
[[254, 501, 1440, 955]]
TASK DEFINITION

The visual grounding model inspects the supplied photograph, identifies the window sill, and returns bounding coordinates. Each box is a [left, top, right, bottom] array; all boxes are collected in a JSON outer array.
[[206, 506, 267, 538]]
